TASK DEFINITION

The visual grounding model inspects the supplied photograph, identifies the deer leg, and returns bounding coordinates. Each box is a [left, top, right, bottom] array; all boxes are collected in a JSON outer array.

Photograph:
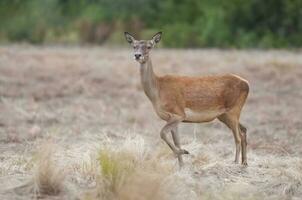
[[239, 123, 247, 166], [233, 124, 241, 164], [160, 117, 188, 156], [171, 125, 186, 167], [218, 114, 241, 164]]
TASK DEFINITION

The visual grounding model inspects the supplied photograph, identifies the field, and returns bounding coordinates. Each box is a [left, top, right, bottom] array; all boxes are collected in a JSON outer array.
[[0, 46, 302, 200]]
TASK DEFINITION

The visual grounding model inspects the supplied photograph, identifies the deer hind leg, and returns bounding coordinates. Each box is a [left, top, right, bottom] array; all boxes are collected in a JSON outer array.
[[171, 125, 187, 167], [239, 123, 248, 165], [218, 113, 241, 164]]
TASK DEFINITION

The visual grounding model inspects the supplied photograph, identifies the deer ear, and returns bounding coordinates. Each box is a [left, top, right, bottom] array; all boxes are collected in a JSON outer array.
[[151, 32, 162, 44], [124, 32, 135, 44]]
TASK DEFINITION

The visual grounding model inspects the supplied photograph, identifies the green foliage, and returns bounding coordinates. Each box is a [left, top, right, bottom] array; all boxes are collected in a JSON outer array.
[[164, 23, 201, 47], [0, 0, 302, 48]]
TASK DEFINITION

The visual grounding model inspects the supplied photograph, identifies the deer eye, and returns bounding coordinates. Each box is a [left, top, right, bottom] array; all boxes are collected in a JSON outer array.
[[147, 46, 152, 49]]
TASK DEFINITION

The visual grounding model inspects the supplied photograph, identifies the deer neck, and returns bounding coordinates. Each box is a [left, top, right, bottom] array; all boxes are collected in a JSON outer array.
[[140, 58, 158, 103]]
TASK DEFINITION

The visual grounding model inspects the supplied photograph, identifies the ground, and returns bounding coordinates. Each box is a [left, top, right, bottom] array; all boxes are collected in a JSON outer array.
[[0, 46, 301, 200]]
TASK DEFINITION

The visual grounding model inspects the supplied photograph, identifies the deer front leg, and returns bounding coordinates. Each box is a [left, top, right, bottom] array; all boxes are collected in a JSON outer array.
[[171, 125, 188, 167], [160, 117, 189, 159]]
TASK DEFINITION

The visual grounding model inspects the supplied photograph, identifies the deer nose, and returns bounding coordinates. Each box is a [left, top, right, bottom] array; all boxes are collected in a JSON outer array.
[[135, 54, 142, 59]]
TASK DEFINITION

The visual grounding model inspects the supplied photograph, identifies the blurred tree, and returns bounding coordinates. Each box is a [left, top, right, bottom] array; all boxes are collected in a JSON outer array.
[[0, 0, 301, 47]]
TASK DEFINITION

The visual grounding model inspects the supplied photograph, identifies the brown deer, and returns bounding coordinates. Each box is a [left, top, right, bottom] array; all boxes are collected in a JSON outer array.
[[124, 32, 249, 167]]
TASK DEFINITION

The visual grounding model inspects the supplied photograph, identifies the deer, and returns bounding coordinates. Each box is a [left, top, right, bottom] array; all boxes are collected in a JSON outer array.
[[124, 32, 249, 167]]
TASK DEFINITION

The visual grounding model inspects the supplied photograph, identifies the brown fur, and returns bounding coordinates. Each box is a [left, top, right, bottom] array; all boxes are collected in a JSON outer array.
[[157, 74, 249, 122], [124, 32, 250, 167]]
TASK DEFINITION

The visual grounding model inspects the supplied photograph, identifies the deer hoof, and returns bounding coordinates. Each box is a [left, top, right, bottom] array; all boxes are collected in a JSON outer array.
[[183, 149, 190, 154], [177, 149, 189, 155], [242, 161, 248, 166]]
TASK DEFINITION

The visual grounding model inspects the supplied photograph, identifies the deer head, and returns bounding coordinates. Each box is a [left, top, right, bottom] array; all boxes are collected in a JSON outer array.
[[124, 32, 162, 64]]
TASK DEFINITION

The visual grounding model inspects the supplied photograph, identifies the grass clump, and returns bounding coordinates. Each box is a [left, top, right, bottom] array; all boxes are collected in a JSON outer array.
[[32, 144, 66, 197], [96, 149, 136, 198], [11, 143, 66, 199], [98, 150, 135, 190], [84, 137, 176, 200]]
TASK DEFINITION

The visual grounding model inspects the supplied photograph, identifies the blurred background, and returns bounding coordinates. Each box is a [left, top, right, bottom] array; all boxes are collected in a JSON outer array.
[[1, 0, 302, 48]]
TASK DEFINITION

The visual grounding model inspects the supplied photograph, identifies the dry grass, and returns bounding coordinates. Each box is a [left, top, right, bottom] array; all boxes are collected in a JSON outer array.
[[1, 143, 67, 199], [83, 136, 173, 200], [0, 46, 302, 199], [31, 143, 66, 197]]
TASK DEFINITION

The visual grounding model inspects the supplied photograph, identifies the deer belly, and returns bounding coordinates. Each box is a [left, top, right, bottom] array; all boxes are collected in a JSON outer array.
[[184, 108, 225, 122]]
